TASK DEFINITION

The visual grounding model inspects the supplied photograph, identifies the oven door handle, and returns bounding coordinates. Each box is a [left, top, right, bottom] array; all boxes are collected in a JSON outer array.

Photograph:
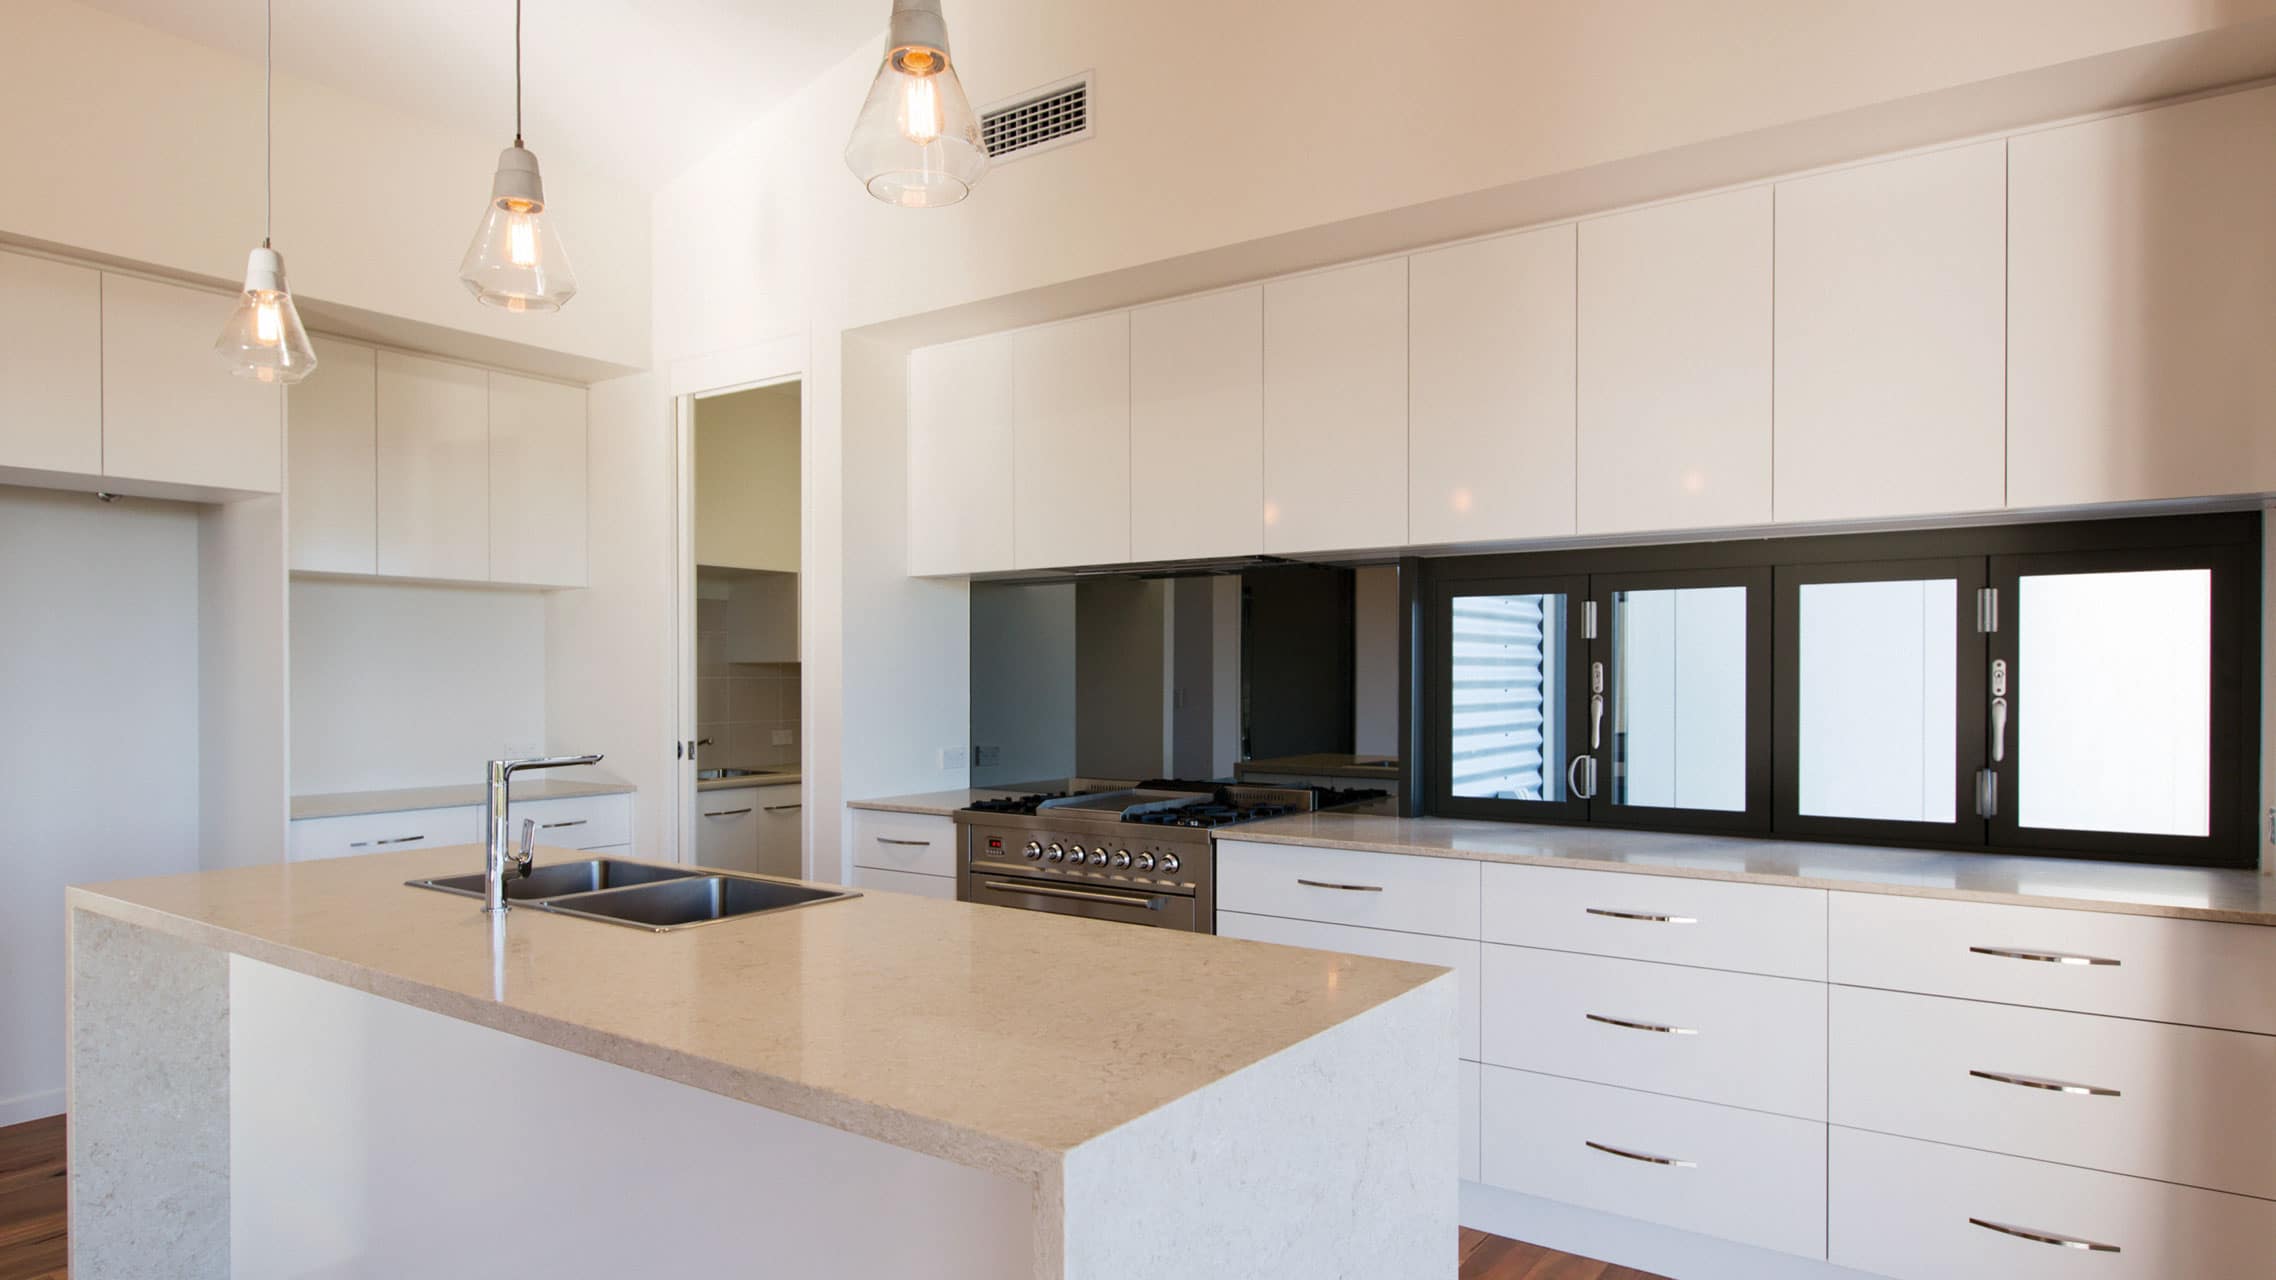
[[981, 880, 1168, 911]]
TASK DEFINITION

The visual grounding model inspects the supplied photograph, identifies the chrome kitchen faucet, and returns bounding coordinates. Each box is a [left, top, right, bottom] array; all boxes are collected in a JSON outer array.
[[482, 754, 605, 913]]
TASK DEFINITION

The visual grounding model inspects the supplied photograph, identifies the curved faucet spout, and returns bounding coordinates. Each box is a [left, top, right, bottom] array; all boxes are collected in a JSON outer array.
[[482, 754, 606, 914]]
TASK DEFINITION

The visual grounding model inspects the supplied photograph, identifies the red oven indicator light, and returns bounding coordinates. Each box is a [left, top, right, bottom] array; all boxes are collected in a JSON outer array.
[[987, 838, 1002, 849]]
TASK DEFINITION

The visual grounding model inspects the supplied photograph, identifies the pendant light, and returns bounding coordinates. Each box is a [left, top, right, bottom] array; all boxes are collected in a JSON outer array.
[[460, 0, 576, 311], [215, 0, 317, 384], [844, 0, 988, 208]]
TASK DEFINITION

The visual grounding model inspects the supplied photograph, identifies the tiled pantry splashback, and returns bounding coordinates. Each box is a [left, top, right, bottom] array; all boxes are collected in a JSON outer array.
[[696, 598, 800, 769]]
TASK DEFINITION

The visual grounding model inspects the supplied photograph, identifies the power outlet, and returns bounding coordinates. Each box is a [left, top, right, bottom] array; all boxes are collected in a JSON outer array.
[[504, 740, 542, 758], [975, 745, 1001, 768], [772, 729, 793, 746], [939, 745, 968, 771]]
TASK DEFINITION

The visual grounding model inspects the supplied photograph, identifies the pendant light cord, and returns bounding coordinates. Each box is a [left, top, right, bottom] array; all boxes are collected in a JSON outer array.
[[263, 0, 272, 248], [514, 0, 524, 147]]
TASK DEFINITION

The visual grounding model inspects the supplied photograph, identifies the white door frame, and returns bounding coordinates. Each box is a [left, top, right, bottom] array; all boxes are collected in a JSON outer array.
[[668, 335, 810, 873]]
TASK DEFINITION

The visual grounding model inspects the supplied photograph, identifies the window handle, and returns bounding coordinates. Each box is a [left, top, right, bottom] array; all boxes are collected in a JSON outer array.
[[1989, 659, 2009, 763], [1589, 661, 1605, 750], [1566, 754, 1597, 800]]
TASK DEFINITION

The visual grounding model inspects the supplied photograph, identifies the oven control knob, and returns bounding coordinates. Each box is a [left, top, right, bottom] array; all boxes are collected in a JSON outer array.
[[1044, 843, 1065, 863], [1087, 848, 1109, 867], [1110, 849, 1133, 870], [1156, 851, 1182, 876], [1133, 851, 1156, 873], [1023, 841, 1044, 861]]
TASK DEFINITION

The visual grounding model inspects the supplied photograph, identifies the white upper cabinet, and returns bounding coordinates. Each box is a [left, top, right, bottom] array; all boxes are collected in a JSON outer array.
[[2008, 85, 2276, 508], [101, 273, 281, 494], [1013, 311, 1130, 570], [487, 372, 588, 588], [1263, 258, 1408, 554], [376, 351, 488, 581], [1130, 288, 1263, 561], [1775, 142, 2007, 523], [907, 333, 1014, 576], [1577, 187, 1772, 535], [0, 251, 102, 476], [1409, 225, 1578, 546], [287, 337, 378, 574]]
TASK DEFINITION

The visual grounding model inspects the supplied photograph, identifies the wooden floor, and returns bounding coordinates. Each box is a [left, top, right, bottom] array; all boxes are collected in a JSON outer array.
[[0, 1118, 65, 1280], [0, 1116, 1663, 1279]]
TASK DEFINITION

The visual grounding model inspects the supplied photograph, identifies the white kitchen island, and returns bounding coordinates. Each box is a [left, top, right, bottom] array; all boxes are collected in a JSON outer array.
[[66, 847, 1454, 1279]]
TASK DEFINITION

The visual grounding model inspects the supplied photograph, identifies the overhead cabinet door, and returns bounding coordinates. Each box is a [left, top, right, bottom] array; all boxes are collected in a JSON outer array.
[[907, 333, 1014, 576], [1130, 288, 1263, 561], [1409, 225, 1578, 546], [101, 273, 282, 494], [1013, 311, 1130, 570], [376, 351, 489, 581], [0, 251, 102, 476], [2008, 84, 2276, 508], [1577, 187, 1772, 536], [1774, 141, 2006, 523], [287, 337, 378, 574], [1263, 258, 1408, 555], [487, 372, 588, 587]]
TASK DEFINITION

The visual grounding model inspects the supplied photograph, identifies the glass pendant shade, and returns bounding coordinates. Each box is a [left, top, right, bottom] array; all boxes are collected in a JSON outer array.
[[459, 145, 577, 311], [845, 1, 988, 207], [215, 246, 317, 385]]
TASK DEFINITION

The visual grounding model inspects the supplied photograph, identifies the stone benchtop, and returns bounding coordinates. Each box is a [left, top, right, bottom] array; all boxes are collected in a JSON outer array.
[[67, 846, 1446, 1184]]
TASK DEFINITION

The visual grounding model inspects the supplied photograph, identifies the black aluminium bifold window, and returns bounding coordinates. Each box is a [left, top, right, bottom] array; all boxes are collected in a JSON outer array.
[[1415, 513, 2262, 869]]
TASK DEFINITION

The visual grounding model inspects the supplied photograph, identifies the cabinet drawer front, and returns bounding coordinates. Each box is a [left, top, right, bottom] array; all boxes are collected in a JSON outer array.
[[1220, 911, 1481, 1060], [1831, 1126, 2276, 1280], [852, 866, 957, 900], [849, 810, 957, 876], [1482, 862, 1826, 978], [1216, 841, 1479, 938], [1481, 1066, 1826, 1259], [1482, 945, 1827, 1119], [516, 794, 631, 851], [288, 805, 481, 861], [1830, 985, 2276, 1199], [1829, 892, 2276, 1034]]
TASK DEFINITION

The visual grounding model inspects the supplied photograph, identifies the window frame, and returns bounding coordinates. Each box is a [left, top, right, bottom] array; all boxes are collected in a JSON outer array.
[[1429, 572, 1590, 824], [1771, 556, 1988, 847], [1412, 512, 2263, 869]]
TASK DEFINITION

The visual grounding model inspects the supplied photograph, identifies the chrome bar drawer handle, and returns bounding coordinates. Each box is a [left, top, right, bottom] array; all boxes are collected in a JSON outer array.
[[1969, 1069, 2120, 1098], [763, 803, 801, 812], [703, 808, 753, 818], [1587, 1013, 1699, 1036], [981, 880, 1165, 910], [875, 836, 931, 847], [1297, 878, 1383, 893], [1586, 907, 1698, 924], [539, 819, 588, 829], [1968, 1218, 2120, 1253], [374, 835, 426, 845], [1970, 945, 2120, 967], [1584, 1140, 1695, 1168]]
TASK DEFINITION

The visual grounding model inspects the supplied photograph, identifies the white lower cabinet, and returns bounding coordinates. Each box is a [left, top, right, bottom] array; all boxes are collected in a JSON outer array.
[[1480, 1066, 1827, 1259], [517, 793, 633, 853], [848, 809, 957, 878], [1831, 1126, 2276, 1280], [851, 865, 956, 900], [1218, 911, 1481, 1060], [1481, 944, 1827, 1120], [289, 805, 481, 862], [696, 787, 762, 874], [1215, 839, 1478, 938], [750, 784, 802, 879], [1830, 984, 2276, 1200]]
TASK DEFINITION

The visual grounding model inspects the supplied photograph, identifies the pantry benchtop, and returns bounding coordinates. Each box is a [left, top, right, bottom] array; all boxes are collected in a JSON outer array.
[[290, 776, 636, 821], [1229, 811, 2276, 926], [66, 845, 1449, 1182]]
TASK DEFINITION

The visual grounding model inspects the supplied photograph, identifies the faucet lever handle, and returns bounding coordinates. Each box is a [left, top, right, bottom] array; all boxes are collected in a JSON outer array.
[[517, 818, 536, 876]]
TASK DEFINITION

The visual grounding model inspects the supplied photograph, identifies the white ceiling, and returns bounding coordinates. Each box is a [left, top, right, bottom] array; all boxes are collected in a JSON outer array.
[[78, 0, 884, 189]]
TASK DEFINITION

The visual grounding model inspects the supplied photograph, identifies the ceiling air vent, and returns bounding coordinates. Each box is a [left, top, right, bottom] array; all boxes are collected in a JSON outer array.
[[981, 74, 1092, 162]]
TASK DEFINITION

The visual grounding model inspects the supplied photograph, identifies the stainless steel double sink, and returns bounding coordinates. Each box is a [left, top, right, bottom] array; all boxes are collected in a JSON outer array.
[[407, 859, 856, 932]]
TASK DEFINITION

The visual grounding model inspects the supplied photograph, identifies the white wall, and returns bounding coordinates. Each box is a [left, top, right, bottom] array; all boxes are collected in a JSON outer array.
[[0, 486, 203, 1124], [651, 0, 2276, 877], [289, 579, 547, 795], [198, 495, 289, 870], [1, 0, 650, 374]]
